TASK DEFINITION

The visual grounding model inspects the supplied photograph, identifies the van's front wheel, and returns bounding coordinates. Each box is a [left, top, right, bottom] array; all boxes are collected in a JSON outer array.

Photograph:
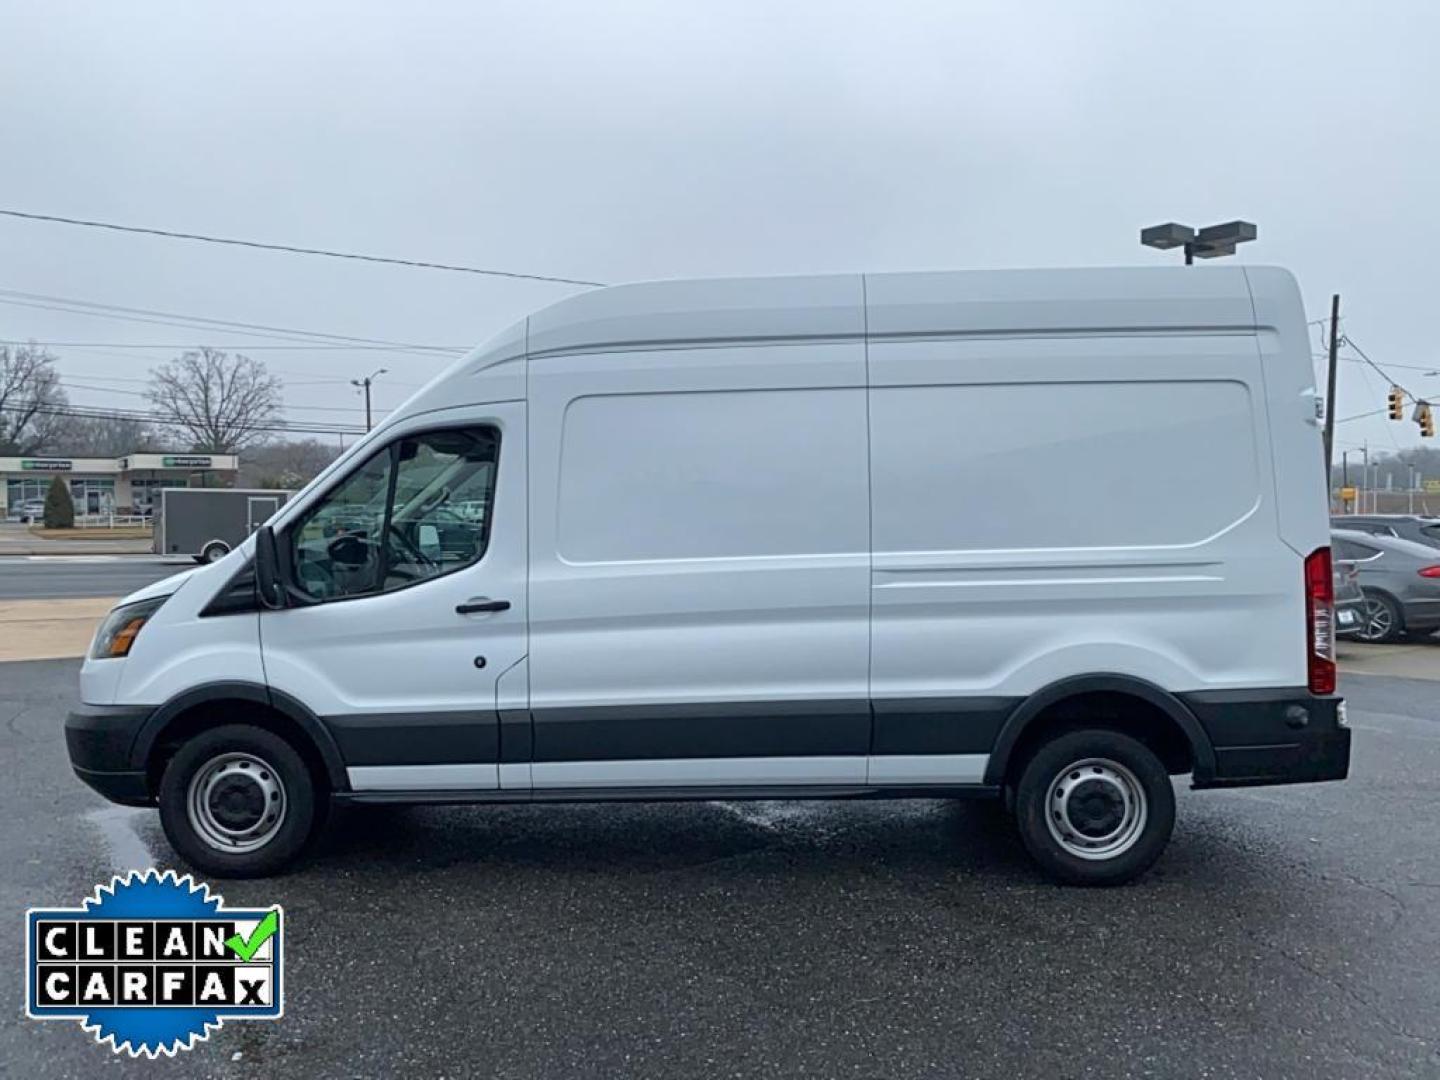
[[158, 725, 317, 878], [1014, 729, 1175, 886]]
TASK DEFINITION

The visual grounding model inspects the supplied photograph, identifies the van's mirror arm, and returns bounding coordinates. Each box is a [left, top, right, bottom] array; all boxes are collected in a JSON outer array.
[[253, 524, 303, 610]]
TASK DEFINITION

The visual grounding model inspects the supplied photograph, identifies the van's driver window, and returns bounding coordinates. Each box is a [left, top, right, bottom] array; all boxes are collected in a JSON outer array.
[[289, 427, 499, 601]]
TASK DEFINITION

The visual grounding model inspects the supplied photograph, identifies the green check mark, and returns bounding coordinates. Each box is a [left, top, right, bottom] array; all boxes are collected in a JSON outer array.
[[225, 910, 279, 962]]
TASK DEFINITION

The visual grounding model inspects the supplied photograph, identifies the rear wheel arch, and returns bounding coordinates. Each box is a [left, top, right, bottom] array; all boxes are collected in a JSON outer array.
[[132, 682, 348, 797], [985, 675, 1215, 787]]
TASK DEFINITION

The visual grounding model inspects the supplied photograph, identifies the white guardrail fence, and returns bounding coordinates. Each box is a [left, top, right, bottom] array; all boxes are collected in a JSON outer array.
[[72, 514, 151, 528]]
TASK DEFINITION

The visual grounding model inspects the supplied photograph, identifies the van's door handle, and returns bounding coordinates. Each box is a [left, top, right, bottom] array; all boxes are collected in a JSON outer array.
[[456, 598, 511, 614]]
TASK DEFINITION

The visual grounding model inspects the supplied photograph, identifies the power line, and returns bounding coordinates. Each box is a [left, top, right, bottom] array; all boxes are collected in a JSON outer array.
[[1342, 357, 1440, 374], [0, 288, 461, 354], [58, 378, 384, 418], [1, 340, 463, 352], [1342, 335, 1426, 403], [0, 208, 606, 288], [1336, 407, 1388, 423], [2, 400, 365, 437], [0, 339, 460, 352]]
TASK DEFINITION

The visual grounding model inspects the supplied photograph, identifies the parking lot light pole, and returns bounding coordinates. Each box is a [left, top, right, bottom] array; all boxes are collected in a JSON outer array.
[[350, 368, 388, 432], [1141, 221, 1257, 265]]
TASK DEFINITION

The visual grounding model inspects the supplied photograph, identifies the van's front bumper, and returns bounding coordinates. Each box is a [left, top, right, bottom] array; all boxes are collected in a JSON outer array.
[[65, 703, 154, 806], [1182, 689, 1350, 789]]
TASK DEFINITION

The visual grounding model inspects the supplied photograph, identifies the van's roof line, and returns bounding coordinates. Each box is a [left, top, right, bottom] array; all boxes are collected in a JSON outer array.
[[508, 265, 1281, 360]]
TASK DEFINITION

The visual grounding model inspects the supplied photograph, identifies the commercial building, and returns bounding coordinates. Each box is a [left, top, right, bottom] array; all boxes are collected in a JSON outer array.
[[0, 452, 239, 517]]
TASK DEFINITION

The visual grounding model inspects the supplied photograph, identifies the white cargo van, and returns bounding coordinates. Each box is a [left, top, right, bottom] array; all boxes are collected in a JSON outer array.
[[67, 267, 1349, 884]]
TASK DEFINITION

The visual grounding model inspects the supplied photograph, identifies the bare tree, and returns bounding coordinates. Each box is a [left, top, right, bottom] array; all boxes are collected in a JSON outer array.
[[49, 414, 156, 456], [239, 438, 341, 489], [0, 344, 69, 454], [146, 348, 283, 453]]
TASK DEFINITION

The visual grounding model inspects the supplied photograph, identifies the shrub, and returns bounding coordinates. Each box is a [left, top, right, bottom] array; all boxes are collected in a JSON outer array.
[[43, 476, 75, 529]]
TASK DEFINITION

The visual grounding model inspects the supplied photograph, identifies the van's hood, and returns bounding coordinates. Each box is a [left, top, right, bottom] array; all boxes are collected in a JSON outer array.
[[115, 566, 197, 607]]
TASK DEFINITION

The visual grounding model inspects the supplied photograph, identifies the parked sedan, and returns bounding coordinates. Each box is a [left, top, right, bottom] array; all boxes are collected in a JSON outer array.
[[1333, 556, 1366, 638], [6, 498, 46, 524], [1331, 514, 1440, 551], [1332, 528, 1440, 643]]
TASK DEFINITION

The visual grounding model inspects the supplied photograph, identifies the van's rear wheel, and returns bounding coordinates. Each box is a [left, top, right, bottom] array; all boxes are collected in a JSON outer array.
[[1014, 729, 1175, 886], [158, 724, 317, 878]]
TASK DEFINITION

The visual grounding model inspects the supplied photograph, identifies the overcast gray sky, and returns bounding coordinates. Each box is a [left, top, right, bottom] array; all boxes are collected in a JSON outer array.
[[2, 0, 1437, 455]]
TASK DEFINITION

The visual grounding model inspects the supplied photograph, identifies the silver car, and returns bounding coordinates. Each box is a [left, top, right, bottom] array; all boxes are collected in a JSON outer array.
[[7, 498, 45, 524], [1332, 528, 1440, 643], [1333, 556, 1366, 638], [1332, 514, 1440, 551]]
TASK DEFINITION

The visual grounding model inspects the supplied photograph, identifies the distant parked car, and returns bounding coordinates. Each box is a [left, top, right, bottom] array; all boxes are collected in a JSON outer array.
[[7, 499, 46, 524], [1333, 556, 1366, 638], [1332, 529, 1440, 643], [1331, 514, 1440, 551]]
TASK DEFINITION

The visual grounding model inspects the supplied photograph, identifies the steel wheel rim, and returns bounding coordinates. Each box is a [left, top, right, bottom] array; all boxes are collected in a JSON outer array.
[[1044, 757, 1148, 861], [186, 751, 287, 853], [1360, 597, 1393, 641]]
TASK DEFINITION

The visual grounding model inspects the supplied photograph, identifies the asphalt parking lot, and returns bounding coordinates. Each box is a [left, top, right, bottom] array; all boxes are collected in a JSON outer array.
[[2, 654, 1438, 1078]]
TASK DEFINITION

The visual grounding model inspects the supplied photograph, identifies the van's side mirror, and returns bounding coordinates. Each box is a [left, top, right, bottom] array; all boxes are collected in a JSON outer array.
[[254, 525, 286, 610]]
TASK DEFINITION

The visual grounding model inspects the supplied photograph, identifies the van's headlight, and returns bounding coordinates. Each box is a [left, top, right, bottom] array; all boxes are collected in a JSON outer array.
[[91, 597, 168, 659]]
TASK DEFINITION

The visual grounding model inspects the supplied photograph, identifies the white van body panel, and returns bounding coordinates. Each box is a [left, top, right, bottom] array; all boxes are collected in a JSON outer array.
[[526, 332, 873, 767], [108, 555, 264, 705], [1242, 266, 1329, 561], [866, 316, 1298, 701]]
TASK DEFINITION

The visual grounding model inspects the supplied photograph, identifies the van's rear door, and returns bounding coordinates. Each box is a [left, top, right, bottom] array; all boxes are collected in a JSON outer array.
[[1243, 267, 1330, 562]]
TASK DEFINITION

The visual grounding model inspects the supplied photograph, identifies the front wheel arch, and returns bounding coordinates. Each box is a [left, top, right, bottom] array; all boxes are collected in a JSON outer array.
[[132, 682, 348, 799]]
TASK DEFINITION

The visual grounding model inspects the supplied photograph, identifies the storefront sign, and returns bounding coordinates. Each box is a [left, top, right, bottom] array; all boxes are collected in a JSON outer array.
[[20, 459, 72, 471], [162, 456, 213, 468]]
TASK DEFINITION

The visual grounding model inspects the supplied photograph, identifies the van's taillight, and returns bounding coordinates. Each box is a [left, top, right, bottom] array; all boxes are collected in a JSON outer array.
[[1305, 547, 1336, 695], [1419, 566, 1440, 579]]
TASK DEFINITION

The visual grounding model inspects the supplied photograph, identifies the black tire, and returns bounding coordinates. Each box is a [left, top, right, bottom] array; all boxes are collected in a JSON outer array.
[[158, 724, 318, 878], [1014, 729, 1175, 886], [200, 542, 230, 564], [1358, 590, 1404, 644]]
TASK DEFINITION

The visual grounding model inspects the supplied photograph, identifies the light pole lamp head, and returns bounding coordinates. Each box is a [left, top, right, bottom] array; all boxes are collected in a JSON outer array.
[[1140, 222, 1196, 250], [1196, 220, 1258, 247]]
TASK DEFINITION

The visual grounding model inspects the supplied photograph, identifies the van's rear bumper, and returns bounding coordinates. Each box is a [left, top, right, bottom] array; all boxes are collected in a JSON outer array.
[[1182, 689, 1350, 789], [66, 703, 154, 806]]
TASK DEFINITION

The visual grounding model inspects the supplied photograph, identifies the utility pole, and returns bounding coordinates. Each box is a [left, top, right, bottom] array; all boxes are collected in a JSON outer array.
[[350, 368, 387, 432], [1362, 442, 1370, 514], [1322, 294, 1341, 475]]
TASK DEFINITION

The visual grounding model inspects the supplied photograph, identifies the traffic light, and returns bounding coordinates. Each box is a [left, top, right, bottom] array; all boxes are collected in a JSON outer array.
[[1420, 401, 1435, 438], [1388, 385, 1405, 420]]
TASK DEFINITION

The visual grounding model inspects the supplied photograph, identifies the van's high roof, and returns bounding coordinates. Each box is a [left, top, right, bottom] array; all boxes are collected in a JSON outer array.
[[391, 265, 1304, 425], [466, 265, 1298, 366]]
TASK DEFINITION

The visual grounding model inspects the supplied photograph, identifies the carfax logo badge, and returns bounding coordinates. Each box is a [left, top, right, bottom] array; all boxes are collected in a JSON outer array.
[[25, 870, 283, 1057]]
